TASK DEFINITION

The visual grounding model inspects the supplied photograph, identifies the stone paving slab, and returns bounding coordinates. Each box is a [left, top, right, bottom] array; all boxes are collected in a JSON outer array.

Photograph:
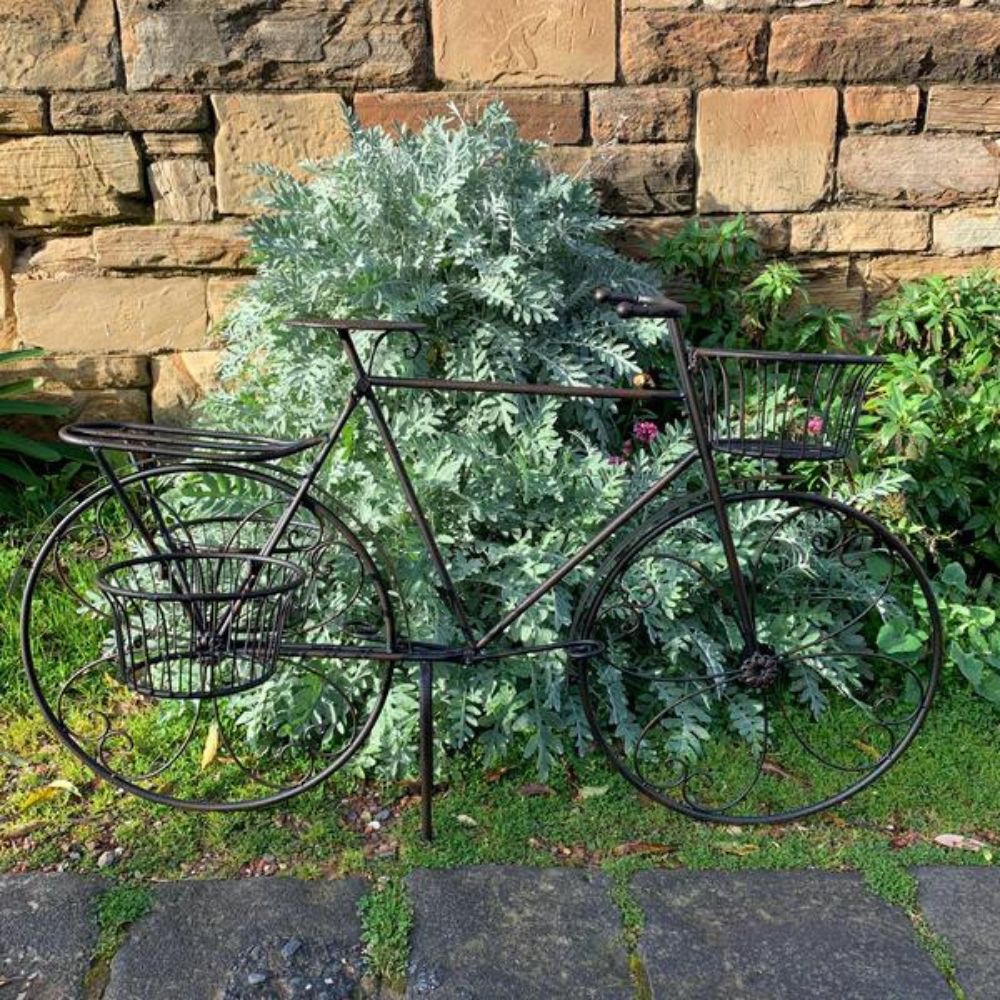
[[0, 873, 105, 1000], [916, 866, 1000, 1000], [405, 866, 633, 1000], [632, 869, 952, 1000], [104, 877, 366, 1000]]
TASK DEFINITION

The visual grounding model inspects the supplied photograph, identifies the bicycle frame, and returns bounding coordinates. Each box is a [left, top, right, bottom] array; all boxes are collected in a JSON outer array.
[[260, 318, 758, 664]]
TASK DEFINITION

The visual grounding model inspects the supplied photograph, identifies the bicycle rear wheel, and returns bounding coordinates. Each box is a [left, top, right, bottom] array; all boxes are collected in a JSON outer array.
[[574, 490, 941, 824], [20, 463, 396, 810]]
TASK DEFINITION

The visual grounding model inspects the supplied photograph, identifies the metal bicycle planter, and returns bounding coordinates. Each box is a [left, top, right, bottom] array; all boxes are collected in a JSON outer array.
[[19, 290, 942, 837]]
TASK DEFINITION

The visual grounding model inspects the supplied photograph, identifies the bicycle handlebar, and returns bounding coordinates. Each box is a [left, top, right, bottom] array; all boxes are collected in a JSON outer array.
[[594, 286, 687, 320]]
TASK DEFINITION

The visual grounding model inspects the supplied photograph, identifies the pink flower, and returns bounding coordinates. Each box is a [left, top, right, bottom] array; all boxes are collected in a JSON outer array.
[[621, 438, 634, 457], [806, 415, 825, 436], [633, 420, 659, 445], [607, 454, 626, 466]]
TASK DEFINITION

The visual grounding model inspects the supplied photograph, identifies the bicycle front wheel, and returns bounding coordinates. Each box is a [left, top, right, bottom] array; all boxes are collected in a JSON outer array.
[[574, 490, 941, 824], [20, 463, 396, 810]]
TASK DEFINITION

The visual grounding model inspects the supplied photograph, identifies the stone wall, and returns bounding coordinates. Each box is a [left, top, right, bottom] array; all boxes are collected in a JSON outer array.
[[2, 0, 999, 426]]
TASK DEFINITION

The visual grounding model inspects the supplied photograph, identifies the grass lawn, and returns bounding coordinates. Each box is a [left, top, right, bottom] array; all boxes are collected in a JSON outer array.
[[2, 535, 997, 989]]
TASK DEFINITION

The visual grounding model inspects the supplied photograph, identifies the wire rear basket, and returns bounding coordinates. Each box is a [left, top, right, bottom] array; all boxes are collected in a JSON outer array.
[[690, 347, 885, 462], [97, 552, 305, 699]]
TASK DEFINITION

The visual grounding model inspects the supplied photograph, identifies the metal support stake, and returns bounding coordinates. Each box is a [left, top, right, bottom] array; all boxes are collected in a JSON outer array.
[[419, 661, 434, 842]]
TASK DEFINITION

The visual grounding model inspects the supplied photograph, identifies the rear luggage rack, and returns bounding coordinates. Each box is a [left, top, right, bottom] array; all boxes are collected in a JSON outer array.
[[60, 421, 322, 463]]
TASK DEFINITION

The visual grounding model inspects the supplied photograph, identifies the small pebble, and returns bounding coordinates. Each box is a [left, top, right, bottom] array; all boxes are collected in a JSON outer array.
[[281, 938, 302, 961], [247, 972, 268, 986], [374, 809, 391, 822], [97, 850, 117, 869]]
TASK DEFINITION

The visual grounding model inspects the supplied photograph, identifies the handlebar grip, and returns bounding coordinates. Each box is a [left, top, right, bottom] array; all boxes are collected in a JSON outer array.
[[594, 286, 631, 307], [595, 286, 686, 320], [616, 298, 686, 320]]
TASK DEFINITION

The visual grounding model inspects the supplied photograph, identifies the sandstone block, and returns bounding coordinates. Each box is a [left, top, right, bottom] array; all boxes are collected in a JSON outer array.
[[933, 210, 1000, 251], [149, 160, 215, 224], [0, 135, 145, 227], [151, 350, 223, 424], [142, 134, 210, 159], [610, 217, 688, 260], [0, 95, 46, 134], [927, 87, 1000, 132], [844, 86, 919, 131], [119, 0, 428, 90], [51, 93, 207, 132], [353, 90, 585, 144], [864, 251, 1000, 295], [546, 145, 694, 215], [212, 94, 352, 215], [590, 87, 692, 143], [770, 13, 1000, 83], [14, 388, 149, 439], [13, 236, 97, 281], [207, 276, 251, 327], [795, 258, 864, 317], [63, 389, 148, 424], [696, 87, 837, 212], [431, 0, 615, 85], [2, 352, 150, 390], [94, 225, 248, 272], [838, 136, 1000, 207], [0, 1, 119, 91], [15, 276, 207, 354], [790, 211, 930, 253], [621, 13, 767, 86]]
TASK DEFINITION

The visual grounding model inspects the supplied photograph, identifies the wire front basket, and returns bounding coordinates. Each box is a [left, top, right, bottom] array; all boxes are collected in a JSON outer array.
[[691, 347, 885, 462], [97, 552, 305, 699]]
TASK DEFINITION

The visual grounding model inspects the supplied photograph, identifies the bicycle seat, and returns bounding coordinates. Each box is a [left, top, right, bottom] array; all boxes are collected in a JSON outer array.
[[60, 422, 323, 463]]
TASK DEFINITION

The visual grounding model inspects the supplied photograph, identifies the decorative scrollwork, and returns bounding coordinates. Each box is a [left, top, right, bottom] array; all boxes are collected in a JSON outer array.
[[365, 327, 424, 374]]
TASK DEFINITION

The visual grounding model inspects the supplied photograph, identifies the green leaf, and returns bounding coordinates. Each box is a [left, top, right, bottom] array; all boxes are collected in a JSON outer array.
[[0, 455, 42, 486], [0, 430, 62, 462], [877, 620, 923, 655]]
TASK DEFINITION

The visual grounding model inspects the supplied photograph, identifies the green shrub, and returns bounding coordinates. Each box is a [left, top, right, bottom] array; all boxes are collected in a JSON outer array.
[[649, 217, 852, 352], [932, 562, 1000, 706], [863, 271, 1000, 577], [201, 104, 669, 776]]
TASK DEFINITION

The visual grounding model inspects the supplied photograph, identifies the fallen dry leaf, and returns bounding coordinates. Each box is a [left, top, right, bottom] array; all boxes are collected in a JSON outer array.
[[933, 833, 988, 852], [762, 758, 810, 787], [853, 739, 884, 761], [456, 814, 478, 828], [484, 766, 510, 784], [19, 779, 81, 811], [516, 783, 554, 797], [46, 779, 81, 797], [612, 840, 674, 858], [200, 722, 221, 770], [718, 841, 759, 857], [0, 821, 44, 842], [890, 830, 922, 850]]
